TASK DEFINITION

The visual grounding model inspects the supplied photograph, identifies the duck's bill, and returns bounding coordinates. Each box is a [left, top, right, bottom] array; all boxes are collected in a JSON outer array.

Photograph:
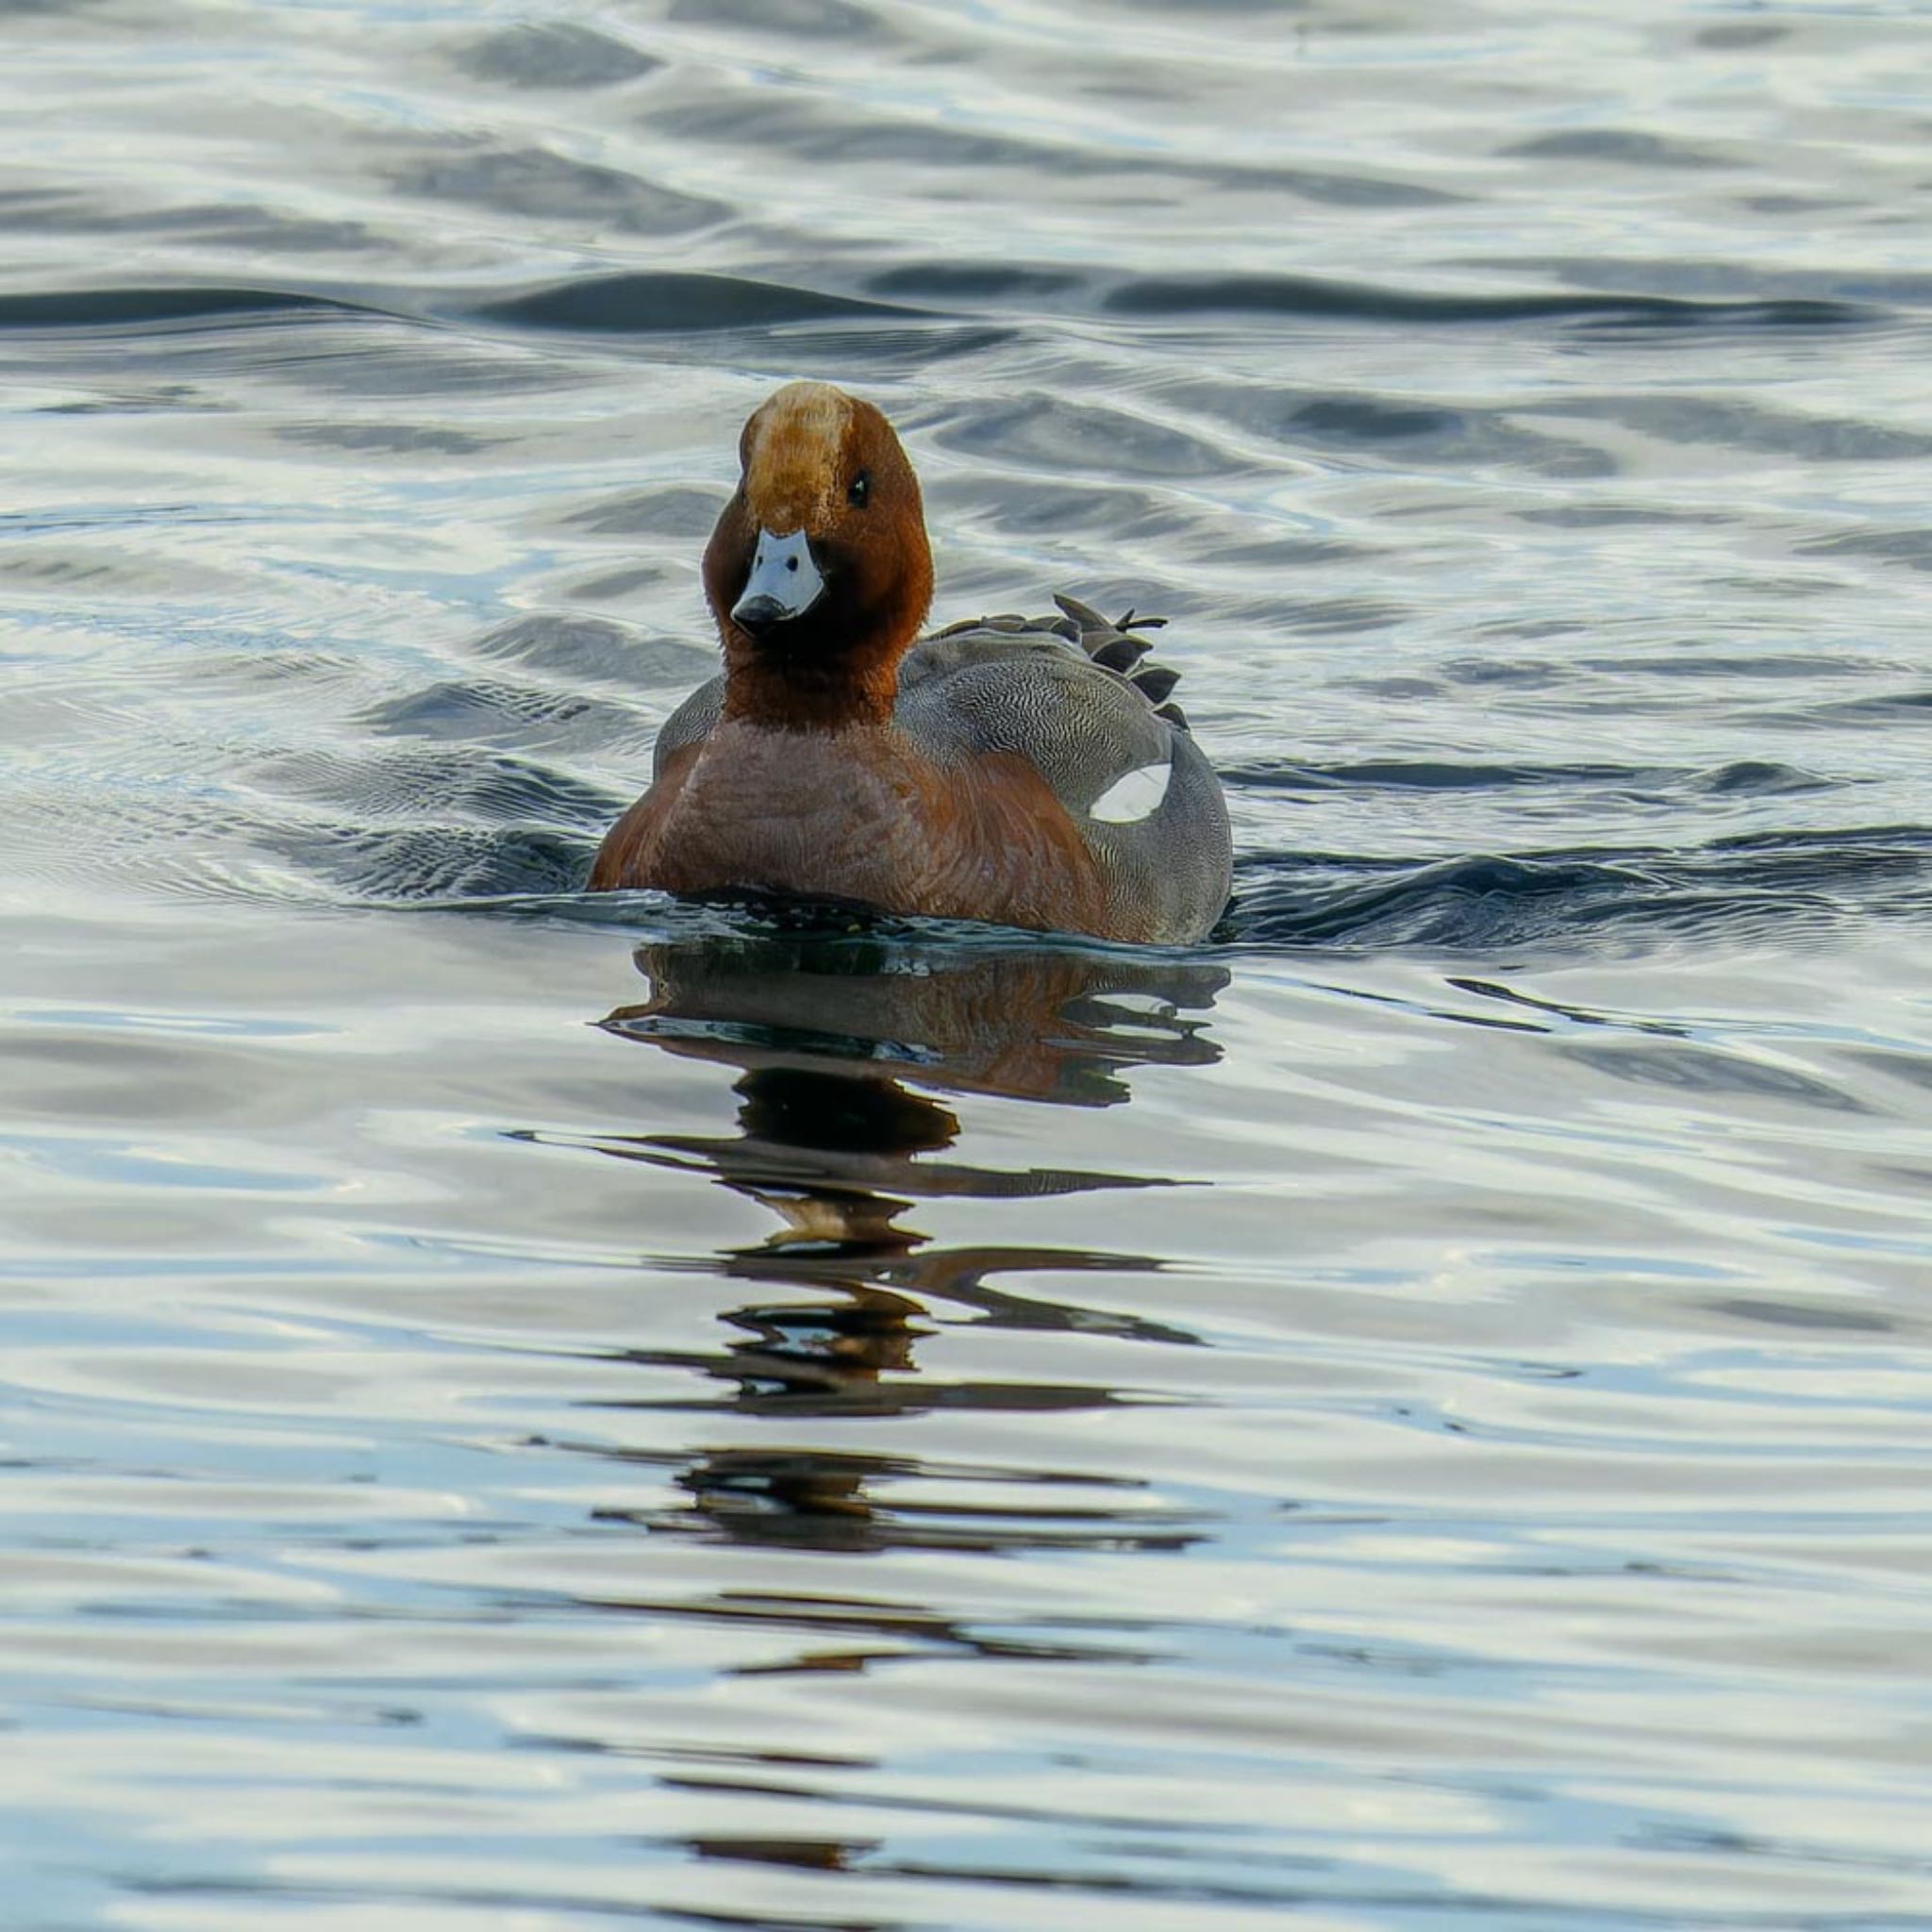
[[733, 526, 826, 634]]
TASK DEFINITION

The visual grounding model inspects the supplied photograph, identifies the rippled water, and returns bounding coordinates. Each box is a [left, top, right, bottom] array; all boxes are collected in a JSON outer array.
[[4, 3, 1931, 1926]]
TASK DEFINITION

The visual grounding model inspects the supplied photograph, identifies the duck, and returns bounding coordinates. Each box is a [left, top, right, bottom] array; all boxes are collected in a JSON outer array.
[[589, 381, 1232, 944]]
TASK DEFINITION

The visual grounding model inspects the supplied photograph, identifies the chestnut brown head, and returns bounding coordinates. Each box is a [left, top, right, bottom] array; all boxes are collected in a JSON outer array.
[[703, 383, 934, 713]]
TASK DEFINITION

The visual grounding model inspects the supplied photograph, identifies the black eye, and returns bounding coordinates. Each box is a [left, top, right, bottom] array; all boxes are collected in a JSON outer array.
[[847, 470, 871, 508]]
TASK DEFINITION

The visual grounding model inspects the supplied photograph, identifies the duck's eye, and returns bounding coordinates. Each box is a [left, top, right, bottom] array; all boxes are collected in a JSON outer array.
[[847, 470, 871, 508]]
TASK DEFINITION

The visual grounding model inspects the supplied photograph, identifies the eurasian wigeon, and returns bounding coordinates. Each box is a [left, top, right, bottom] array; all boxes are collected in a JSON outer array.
[[590, 381, 1232, 943]]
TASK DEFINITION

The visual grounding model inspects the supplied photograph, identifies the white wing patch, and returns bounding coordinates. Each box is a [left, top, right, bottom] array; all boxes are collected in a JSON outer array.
[[1089, 757, 1172, 824]]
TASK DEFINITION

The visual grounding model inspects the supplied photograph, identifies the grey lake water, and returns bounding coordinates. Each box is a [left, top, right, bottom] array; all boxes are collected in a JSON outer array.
[[4, 2, 1931, 1927]]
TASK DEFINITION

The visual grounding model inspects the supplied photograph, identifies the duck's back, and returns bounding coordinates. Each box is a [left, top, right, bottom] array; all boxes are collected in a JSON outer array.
[[622, 597, 1232, 944], [894, 599, 1231, 943]]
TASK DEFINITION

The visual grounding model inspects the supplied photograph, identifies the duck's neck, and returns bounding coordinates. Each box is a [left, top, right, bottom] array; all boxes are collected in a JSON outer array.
[[721, 636, 905, 731]]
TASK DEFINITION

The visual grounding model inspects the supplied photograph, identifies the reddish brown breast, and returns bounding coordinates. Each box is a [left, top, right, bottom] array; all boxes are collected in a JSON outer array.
[[589, 721, 1111, 936]]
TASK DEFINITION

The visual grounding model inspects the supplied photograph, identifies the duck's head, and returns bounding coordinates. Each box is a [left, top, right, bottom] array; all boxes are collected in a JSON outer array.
[[704, 382, 933, 716]]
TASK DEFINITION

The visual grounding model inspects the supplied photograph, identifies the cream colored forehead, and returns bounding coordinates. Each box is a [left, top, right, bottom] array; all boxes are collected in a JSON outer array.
[[743, 383, 855, 528]]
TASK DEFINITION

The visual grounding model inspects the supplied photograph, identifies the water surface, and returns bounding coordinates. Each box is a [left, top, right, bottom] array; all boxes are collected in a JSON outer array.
[[3, 2, 1931, 1927]]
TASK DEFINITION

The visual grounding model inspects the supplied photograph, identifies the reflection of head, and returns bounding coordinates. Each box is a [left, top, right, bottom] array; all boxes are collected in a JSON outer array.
[[554, 921, 1224, 1565], [577, 925, 1229, 1236], [733, 1065, 958, 1160]]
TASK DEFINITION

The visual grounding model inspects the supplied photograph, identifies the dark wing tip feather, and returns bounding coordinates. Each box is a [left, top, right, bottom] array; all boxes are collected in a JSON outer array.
[[1092, 634, 1151, 674], [1051, 591, 1193, 723], [1132, 664, 1180, 706]]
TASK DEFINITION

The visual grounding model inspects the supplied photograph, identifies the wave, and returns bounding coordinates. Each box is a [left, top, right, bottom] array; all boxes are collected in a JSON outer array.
[[1226, 827, 1932, 953]]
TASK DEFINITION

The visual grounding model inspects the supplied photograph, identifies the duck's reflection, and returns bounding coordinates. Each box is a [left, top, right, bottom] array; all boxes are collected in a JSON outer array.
[[568, 927, 1225, 1565]]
